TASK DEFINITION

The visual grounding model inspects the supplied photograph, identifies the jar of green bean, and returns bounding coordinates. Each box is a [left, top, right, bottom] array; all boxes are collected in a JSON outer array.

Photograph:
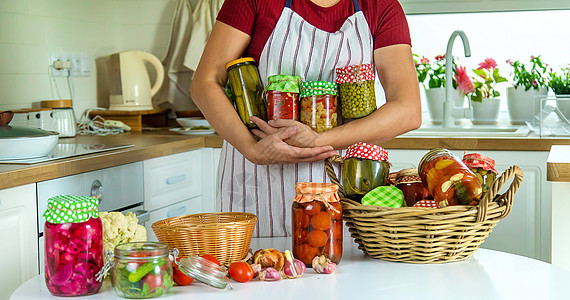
[[335, 64, 376, 119], [225, 58, 267, 129]]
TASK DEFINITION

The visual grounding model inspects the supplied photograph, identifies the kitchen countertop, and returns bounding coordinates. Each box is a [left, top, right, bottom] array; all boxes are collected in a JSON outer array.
[[547, 145, 570, 182], [10, 237, 570, 300]]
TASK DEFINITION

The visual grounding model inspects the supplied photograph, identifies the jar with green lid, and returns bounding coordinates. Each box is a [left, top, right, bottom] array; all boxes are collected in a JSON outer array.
[[341, 142, 390, 200], [43, 195, 103, 296], [299, 81, 338, 132], [225, 57, 267, 129], [335, 64, 376, 119], [266, 75, 301, 121]]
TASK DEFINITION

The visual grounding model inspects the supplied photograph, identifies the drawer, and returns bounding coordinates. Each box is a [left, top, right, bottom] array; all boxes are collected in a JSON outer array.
[[144, 151, 202, 211], [146, 197, 202, 242]]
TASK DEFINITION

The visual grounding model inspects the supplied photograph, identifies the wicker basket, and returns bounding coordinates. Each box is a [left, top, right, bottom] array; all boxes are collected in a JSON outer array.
[[151, 212, 257, 265], [324, 156, 524, 264]]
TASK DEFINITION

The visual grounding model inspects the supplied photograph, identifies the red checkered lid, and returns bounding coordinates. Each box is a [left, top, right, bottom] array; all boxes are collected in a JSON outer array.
[[413, 199, 440, 209], [335, 64, 375, 83], [343, 142, 388, 162], [462, 153, 498, 174]]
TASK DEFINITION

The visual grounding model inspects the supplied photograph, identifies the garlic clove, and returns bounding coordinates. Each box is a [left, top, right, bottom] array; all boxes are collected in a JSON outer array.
[[259, 267, 281, 281]]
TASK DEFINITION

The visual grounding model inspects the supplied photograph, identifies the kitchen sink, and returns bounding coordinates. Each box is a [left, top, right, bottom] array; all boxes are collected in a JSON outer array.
[[402, 126, 531, 137]]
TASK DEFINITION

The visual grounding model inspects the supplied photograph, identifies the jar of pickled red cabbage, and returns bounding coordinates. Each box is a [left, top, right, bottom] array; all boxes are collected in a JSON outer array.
[[394, 168, 431, 207], [43, 195, 104, 296], [266, 75, 301, 121], [292, 182, 342, 267], [341, 142, 390, 201], [418, 149, 483, 207], [462, 152, 499, 195]]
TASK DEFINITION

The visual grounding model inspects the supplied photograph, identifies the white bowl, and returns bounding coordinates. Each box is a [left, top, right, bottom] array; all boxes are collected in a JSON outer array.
[[0, 134, 59, 160], [175, 118, 211, 129]]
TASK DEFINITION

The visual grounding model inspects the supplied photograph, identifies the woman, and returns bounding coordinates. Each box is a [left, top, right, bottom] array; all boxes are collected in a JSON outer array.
[[190, 0, 421, 237]]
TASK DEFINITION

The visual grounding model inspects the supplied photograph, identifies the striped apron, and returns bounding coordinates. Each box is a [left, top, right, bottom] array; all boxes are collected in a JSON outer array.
[[217, 0, 375, 237]]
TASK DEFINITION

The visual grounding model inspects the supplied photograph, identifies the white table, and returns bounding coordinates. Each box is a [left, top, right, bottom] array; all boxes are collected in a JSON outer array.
[[11, 237, 570, 300]]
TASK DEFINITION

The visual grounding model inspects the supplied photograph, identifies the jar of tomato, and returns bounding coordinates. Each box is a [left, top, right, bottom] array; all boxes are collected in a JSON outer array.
[[43, 195, 103, 296], [292, 182, 342, 267], [462, 153, 499, 195], [341, 142, 390, 201], [266, 75, 301, 121], [418, 149, 483, 207], [299, 81, 338, 132], [226, 58, 267, 129], [335, 64, 376, 119], [394, 168, 431, 207]]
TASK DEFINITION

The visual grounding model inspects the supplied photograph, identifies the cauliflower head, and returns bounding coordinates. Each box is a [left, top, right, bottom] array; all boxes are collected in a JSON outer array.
[[100, 211, 147, 259]]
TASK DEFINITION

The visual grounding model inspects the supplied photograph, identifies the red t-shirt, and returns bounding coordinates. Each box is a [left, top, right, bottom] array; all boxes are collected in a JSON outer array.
[[217, 0, 411, 62]]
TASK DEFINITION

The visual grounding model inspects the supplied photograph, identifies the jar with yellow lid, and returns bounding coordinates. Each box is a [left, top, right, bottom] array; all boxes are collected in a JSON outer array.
[[225, 58, 267, 129]]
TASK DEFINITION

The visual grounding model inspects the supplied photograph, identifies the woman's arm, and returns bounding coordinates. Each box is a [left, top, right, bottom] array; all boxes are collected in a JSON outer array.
[[190, 21, 337, 164]]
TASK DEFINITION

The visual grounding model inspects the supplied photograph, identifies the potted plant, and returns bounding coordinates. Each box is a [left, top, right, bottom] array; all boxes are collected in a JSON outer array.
[[505, 56, 549, 124], [469, 58, 508, 125], [414, 54, 464, 124], [548, 66, 570, 119]]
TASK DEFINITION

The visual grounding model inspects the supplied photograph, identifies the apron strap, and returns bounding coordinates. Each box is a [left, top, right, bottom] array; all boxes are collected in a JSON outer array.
[[285, 0, 293, 8], [352, 0, 361, 12]]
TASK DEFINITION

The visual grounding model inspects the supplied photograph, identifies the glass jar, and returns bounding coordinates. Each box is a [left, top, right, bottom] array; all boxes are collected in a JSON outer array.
[[43, 195, 103, 296], [110, 242, 173, 299], [299, 81, 338, 132], [418, 148, 483, 207], [463, 153, 499, 196], [292, 182, 342, 266], [341, 142, 390, 200], [226, 57, 267, 129], [394, 168, 431, 207], [335, 64, 376, 119], [266, 75, 301, 121]]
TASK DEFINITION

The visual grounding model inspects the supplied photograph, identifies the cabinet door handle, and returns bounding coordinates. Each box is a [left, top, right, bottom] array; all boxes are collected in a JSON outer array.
[[165, 174, 186, 185], [167, 206, 187, 218]]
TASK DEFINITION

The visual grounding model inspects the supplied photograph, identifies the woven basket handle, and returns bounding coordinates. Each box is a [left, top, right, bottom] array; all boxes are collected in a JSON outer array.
[[476, 165, 524, 223], [325, 155, 345, 198]]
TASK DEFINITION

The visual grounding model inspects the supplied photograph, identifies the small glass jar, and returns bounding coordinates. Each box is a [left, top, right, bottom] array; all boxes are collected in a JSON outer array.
[[394, 168, 431, 207], [335, 64, 376, 119], [418, 148, 483, 207], [299, 81, 338, 132], [226, 58, 267, 129], [266, 75, 301, 121], [341, 142, 390, 200], [43, 195, 103, 297], [463, 153, 499, 196], [292, 182, 342, 266]]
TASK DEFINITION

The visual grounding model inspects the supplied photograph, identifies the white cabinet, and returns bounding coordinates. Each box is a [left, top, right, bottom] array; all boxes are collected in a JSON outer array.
[[400, 0, 570, 14], [145, 197, 203, 241], [388, 149, 551, 262], [0, 184, 38, 300]]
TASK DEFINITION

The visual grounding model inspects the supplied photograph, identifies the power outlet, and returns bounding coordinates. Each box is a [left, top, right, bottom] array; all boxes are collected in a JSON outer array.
[[50, 53, 90, 77]]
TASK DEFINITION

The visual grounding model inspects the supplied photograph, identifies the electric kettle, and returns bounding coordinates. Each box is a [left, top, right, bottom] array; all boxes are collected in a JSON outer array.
[[108, 51, 165, 111]]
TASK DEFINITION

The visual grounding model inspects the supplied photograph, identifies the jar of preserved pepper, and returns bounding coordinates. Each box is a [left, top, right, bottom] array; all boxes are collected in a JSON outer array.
[[299, 81, 338, 132], [462, 153, 499, 195], [341, 142, 390, 200], [393, 168, 431, 207], [43, 195, 104, 296], [266, 75, 301, 121], [225, 58, 267, 128], [335, 64, 376, 119], [418, 149, 483, 207], [292, 182, 342, 267]]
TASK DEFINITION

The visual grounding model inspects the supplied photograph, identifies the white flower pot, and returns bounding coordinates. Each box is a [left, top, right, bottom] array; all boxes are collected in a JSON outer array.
[[425, 87, 465, 124], [507, 86, 548, 125], [472, 98, 500, 125]]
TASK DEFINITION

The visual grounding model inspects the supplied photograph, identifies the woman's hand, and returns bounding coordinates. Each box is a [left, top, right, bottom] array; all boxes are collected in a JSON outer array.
[[250, 117, 322, 148]]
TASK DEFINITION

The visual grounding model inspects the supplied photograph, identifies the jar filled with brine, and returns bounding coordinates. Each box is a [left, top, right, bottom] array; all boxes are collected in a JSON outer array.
[[462, 153, 498, 195], [292, 182, 342, 267], [335, 64, 376, 119], [266, 75, 301, 121], [341, 142, 390, 201], [394, 168, 431, 207], [418, 149, 483, 207], [299, 81, 338, 132], [226, 58, 267, 128]]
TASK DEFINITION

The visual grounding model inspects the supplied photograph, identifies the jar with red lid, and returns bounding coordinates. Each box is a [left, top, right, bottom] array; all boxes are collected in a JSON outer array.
[[266, 75, 300, 121], [394, 168, 431, 207], [292, 182, 342, 267], [463, 153, 499, 195], [335, 64, 376, 119], [341, 142, 390, 200], [299, 81, 338, 132], [418, 148, 483, 207]]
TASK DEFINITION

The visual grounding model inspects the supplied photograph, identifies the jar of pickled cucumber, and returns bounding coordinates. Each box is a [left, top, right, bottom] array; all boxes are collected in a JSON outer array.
[[299, 81, 338, 132], [335, 64, 376, 119], [341, 142, 390, 201], [266, 75, 301, 121], [394, 168, 431, 207], [418, 149, 483, 207], [462, 153, 498, 196], [226, 58, 267, 129]]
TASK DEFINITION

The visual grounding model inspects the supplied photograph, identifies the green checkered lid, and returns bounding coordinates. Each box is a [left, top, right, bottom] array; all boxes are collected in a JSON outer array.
[[300, 81, 338, 97], [266, 75, 301, 93], [43, 195, 99, 224], [361, 186, 404, 208]]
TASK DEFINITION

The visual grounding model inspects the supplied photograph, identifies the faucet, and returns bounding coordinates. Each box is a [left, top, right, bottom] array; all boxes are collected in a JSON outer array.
[[443, 30, 471, 127]]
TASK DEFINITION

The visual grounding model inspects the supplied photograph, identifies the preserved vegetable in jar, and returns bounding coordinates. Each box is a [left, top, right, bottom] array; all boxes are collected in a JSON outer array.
[[292, 182, 342, 266], [341, 142, 390, 201], [335, 64, 376, 119], [393, 168, 431, 207], [463, 153, 498, 195], [266, 75, 301, 121], [226, 58, 267, 128], [299, 81, 338, 132], [418, 149, 483, 207]]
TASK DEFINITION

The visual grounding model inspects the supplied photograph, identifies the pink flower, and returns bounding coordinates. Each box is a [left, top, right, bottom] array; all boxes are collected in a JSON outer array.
[[477, 58, 498, 70], [532, 80, 538, 86], [506, 59, 514, 66], [531, 55, 536, 60], [454, 65, 474, 95], [435, 54, 446, 61], [420, 57, 430, 64]]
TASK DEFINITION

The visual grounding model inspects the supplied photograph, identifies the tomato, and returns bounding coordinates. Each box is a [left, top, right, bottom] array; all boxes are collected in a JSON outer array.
[[201, 254, 221, 266], [293, 210, 310, 228], [304, 201, 322, 216], [329, 202, 342, 220], [295, 243, 318, 265], [307, 230, 328, 248], [310, 211, 331, 230], [172, 258, 194, 286], [144, 273, 163, 290], [228, 262, 254, 283]]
